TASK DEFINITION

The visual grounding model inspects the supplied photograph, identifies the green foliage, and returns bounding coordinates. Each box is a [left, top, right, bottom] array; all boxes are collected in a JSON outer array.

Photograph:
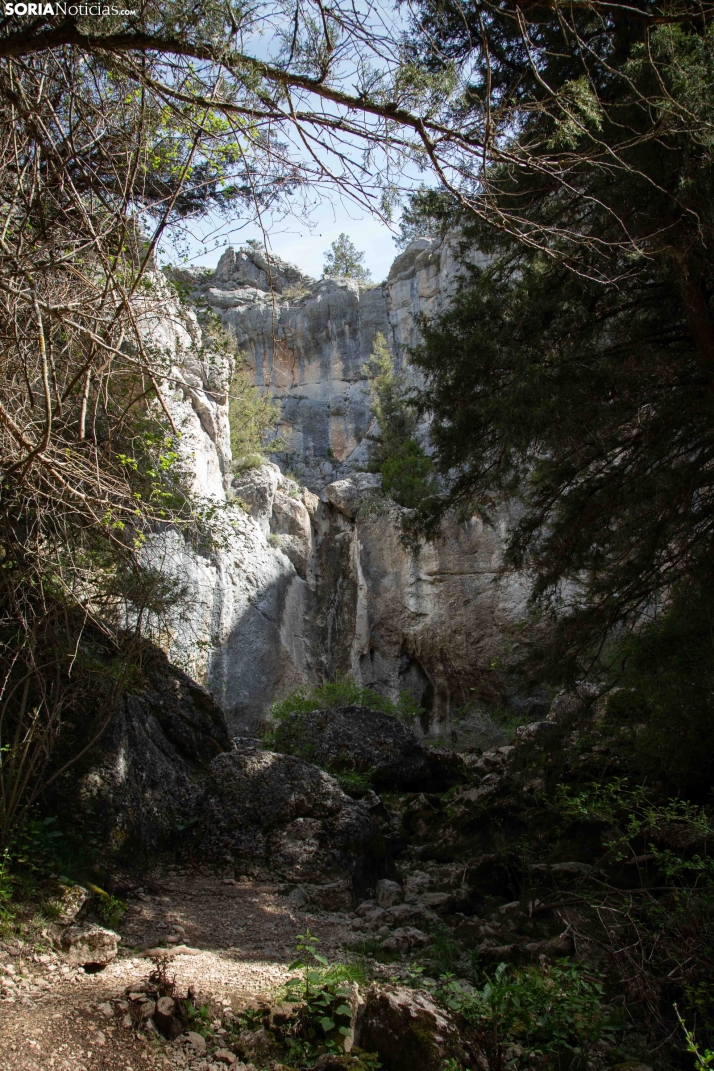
[[185, 1000, 214, 1040], [364, 333, 437, 509], [428, 922, 458, 975], [0, 849, 13, 923], [550, 778, 714, 1048], [600, 579, 714, 792], [394, 188, 457, 250], [380, 441, 437, 512], [283, 932, 357, 1064], [199, 317, 280, 470], [323, 234, 371, 281], [88, 884, 127, 928], [677, 1006, 714, 1071], [433, 961, 621, 1069], [555, 779, 714, 879], [267, 677, 422, 729], [334, 770, 373, 797], [405, 16, 714, 683], [263, 678, 423, 779]]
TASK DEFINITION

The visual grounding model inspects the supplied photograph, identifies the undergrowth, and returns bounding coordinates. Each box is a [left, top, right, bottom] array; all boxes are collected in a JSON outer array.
[[265, 678, 423, 729]]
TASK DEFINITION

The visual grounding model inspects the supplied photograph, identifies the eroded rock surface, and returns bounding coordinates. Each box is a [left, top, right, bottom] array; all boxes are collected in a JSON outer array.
[[199, 746, 385, 890], [70, 645, 230, 852], [143, 239, 531, 732], [59, 925, 119, 968]]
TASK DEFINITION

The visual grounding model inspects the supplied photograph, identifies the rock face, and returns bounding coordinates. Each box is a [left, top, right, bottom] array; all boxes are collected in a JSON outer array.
[[310, 479, 530, 721], [354, 985, 471, 1071], [60, 646, 389, 886], [188, 238, 465, 490], [198, 746, 384, 889], [270, 706, 464, 790], [142, 238, 530, 733]]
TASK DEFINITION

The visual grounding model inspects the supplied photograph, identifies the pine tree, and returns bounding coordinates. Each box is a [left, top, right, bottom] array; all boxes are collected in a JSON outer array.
[[323, 234, 371, 281]]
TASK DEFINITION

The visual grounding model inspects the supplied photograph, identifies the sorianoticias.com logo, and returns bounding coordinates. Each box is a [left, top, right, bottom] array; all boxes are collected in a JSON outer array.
[[5, 2, 137, 12]]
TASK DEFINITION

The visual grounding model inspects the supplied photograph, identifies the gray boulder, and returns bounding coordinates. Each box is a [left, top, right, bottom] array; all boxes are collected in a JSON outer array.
[[376, 879, 403, 908], [56, 644, 231, 853], [59, 924, 119, 968], [270, 706, 466, 791], [199, 746, 384, 889], [354, 985, 472, 1071], [325, 473, 382, 519]]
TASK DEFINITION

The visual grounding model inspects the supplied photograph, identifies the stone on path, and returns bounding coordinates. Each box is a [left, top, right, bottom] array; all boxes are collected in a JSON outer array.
[[58, 925, 119, 968]]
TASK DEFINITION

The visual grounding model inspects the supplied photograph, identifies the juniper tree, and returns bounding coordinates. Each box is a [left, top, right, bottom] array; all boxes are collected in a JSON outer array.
[[403, 6, 714, 684]]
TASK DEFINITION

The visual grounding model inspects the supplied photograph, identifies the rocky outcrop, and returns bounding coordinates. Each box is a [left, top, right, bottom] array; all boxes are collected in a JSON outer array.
[[71, 646, 231, 853], [62, 646, 387, 890], [59, 925, 119, 968], [198, 746, 384, 889], [310, 478, 531, 721], [269, 706, 466, 790], [186, 238, 465, 490]]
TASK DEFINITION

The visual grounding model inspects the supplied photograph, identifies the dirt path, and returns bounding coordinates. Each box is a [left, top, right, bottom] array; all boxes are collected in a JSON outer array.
[[0, 869, 356, 1071]]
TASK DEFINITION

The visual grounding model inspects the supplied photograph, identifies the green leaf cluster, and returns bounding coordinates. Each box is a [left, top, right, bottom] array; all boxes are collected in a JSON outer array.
[[432, 961, 621, 1070]]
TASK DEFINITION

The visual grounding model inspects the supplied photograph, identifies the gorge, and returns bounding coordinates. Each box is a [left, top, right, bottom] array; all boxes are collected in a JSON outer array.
[[151, 237, 531, 735]]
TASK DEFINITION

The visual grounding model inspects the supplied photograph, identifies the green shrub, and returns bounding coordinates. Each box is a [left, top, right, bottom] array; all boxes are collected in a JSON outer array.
[[263, 679, 424, 780], [88, 884, 127, 928], [428, 922, 458, 975], [443, 960, 622, 1069], [281, 931, 362, 1065], [334, 770, 374, 797], [267, 678, 422, 729], [197, 317, 281, 472], [380, 439, 438, 511], [602, 577, 714, 793]]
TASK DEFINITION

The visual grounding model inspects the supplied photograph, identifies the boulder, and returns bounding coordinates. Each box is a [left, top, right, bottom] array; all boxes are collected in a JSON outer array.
[[232, 463, 282, 535], [325, 474, 382, 519], [62, 643, 231, 853], [199, 746, 384, 889], [44, 881, 88, 924], [59, 924, 119, 968], [270, 706, 465, 791], [376, 879, 403, 908], [354, 985, 471, 1071]]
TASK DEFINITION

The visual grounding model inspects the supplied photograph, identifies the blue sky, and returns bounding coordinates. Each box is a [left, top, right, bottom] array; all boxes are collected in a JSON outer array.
[[166, 196, 403, 283]]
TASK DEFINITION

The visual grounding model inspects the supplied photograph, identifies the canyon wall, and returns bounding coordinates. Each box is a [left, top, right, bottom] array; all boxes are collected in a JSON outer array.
[[149, 237, 529, 734]]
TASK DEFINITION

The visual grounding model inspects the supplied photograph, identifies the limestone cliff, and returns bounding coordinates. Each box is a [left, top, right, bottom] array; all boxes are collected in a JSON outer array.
[[185, 236, 463, 489], [148, 237, 529, 734]]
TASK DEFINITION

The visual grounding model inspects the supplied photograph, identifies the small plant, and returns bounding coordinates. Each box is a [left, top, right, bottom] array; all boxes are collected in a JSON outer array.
[[0, 849, 14, 923], [429, 922, 458, 975], [289, 930, 329, 1000], [185, 999, 214, 1039], [88, 884, 127, 928], [282, 932, 355, 1063], [335, 770, 373, 797], [677, 1005, 714, 1071], [268, 533, 282, 549]]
